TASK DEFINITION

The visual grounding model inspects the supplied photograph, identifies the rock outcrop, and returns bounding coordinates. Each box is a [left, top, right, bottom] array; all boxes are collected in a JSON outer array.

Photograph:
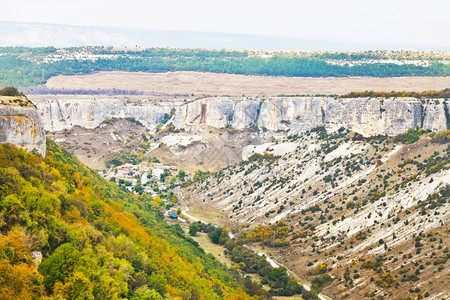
[[422, 100, 448, 132], [34, 98, 173, 132], [258, 97, 424, 136], [0, 97, 46, 156], [34, 96, 449, 136], [173, 97, 260, 129], [174, 97, 448, 136]]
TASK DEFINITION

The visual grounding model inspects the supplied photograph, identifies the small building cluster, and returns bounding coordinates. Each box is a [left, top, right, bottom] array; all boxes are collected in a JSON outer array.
[[103, 162, 185, 197]]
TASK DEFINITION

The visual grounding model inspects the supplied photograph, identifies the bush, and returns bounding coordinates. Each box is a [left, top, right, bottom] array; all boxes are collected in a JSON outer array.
[[0, 86, 23, 97], [312, 273, 333, 289], [209, 228, 229, 245], [189, 222, 202, 236], [431, 130, 450, 144], [109, 157, 123, 167], [394, 128, 421, 144]]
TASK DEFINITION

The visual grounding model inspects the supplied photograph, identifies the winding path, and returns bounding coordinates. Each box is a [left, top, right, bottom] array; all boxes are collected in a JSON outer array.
[[180, 201, 331, 300]]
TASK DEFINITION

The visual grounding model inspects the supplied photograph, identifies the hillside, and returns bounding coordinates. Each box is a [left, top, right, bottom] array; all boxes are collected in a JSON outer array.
[[1, 47, 450, 87], [0, 140, 260, 299], [2, 85, 449, 299], [183, 129, 450, 299], [31, 94, 449, 173]]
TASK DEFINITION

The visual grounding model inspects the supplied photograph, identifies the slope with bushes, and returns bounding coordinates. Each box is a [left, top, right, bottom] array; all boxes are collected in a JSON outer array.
[[0, 140, 257, 299], [185, 128, 450, 299]]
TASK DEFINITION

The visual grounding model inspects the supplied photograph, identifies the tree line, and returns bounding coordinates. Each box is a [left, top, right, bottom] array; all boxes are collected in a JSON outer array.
[[1, 48, 450, 87]]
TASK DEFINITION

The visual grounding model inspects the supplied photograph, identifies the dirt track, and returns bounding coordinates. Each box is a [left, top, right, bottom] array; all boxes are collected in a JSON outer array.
[[46, 71, 450, 96]]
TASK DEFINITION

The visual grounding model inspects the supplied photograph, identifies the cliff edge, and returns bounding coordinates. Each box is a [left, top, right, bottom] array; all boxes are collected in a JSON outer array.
[[32, 96, 449, 137], [0, 96, 46, 156]]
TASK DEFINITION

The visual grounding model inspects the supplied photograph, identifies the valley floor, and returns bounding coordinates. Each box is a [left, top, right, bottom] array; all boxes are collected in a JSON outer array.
[[45, 71, 450, 97]]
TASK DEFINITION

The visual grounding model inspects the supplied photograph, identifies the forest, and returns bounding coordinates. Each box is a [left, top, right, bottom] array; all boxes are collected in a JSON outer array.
[[0, 140, 263, 299], [0, 47, 449, 87]]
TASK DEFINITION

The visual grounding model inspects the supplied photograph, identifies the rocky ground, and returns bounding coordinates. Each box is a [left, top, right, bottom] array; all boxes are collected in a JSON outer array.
[[49, 117, 273, 172], [183, 129, 449, 299]]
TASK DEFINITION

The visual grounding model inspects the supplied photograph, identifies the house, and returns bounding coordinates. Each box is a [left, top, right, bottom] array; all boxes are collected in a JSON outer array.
[[168, 212, 178, 219], [141, 173, 148, 185], [152, 168, 164, 180]]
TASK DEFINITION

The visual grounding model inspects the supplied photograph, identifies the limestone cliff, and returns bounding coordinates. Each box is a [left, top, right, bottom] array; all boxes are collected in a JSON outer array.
[[422, 100, 448, 132], [173, 97, 260, 129], [34, 98, 173, 132], [258, 97, 424, 136], [174, 97, 448, 136], [34, 96, 449, 136], [0, 97, 46, 156]]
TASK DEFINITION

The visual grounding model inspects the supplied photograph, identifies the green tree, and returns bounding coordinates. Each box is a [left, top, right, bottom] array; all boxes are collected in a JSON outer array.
[[178, 170, 186, 181], [0, 86, 23, 96], [39, 243, 81, 289]]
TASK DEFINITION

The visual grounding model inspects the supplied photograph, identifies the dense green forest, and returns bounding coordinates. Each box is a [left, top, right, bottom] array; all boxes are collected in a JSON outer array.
[[0, 47, 449, 87], [0, 140, 264, 299]]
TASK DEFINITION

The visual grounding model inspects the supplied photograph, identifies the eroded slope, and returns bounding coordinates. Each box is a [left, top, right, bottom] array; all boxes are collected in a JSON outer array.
[[184, 129, 450, 299]]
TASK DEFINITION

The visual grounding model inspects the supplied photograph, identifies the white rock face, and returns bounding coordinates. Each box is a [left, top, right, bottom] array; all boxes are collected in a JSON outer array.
[[384, 99, 422, 135], [258, 97, 325, 132], [173, 97, 259, 129], [422, 100, 448, 132], [35, 96, 448, 136], [35, 98, 173, 132], [259, 97, 429, 136], [324, 98, 384, 135], [0, 104, 46, 156]]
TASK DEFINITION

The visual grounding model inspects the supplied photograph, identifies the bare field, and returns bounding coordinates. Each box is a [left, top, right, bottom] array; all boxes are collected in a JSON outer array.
[[46, 71, 450, 96]]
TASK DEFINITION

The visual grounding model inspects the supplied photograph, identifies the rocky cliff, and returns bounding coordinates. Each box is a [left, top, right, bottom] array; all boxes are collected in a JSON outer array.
[[0, 96, 46, 156], [34, 97, 174, 132], [174, 97, 448, 136], [173, 97, 260, 129], [34, 96, 449, 136], [257, 97, 425, 136]]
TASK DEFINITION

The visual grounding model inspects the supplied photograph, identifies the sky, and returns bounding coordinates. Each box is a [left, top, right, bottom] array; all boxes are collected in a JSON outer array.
[[1, 0, 449, 48]]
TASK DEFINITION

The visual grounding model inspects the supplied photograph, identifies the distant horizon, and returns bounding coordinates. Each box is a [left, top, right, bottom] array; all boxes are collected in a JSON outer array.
[[2, 0, 449, 50], [1, 20, 450, 52]]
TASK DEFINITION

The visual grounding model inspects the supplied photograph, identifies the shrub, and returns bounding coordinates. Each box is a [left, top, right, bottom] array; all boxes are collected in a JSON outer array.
[[394, 128, 421, 144], [0, 86, 24, 97]]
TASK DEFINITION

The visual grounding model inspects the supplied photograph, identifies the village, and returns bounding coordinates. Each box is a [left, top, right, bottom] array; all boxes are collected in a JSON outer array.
[[101, 161, 190, 221], [102, 161, 187, 194]]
